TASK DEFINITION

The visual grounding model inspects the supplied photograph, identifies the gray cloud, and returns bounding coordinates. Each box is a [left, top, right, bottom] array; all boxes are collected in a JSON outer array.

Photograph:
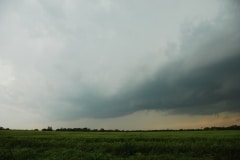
[[0, 0, 239, 123], [66, 51, 240, 118], [59, 2, 240, 119]]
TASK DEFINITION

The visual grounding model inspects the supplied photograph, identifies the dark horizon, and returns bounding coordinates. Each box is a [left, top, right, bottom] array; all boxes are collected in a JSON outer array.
[[0, 0, 240, 130]]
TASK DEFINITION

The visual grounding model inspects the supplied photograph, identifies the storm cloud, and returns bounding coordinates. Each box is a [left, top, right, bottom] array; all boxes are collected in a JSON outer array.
[[66, 9, 240, 118], [0, 0, 240, 126]]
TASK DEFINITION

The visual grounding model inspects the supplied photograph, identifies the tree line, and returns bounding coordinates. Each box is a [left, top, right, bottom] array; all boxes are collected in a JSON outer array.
[[1, 125, 240, 132], [55, 125, 240, 132], [39, 125, 240, 132]]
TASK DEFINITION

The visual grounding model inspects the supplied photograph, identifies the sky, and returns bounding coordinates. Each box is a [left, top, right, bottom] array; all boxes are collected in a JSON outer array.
[[0, 0, 240, 130]]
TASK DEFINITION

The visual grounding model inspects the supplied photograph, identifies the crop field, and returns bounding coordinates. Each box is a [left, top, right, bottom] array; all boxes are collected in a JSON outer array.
[[0, 130, 240, 160]]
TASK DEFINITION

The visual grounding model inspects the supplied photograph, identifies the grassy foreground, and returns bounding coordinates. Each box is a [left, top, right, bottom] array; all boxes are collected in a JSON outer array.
[[0, 130, 240, 160]]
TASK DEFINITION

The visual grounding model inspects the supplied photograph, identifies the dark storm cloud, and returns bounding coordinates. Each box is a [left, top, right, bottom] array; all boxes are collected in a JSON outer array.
[[1, 0, 240, 125], [70, 53, 240, 118], [60, 2, 240, 119]]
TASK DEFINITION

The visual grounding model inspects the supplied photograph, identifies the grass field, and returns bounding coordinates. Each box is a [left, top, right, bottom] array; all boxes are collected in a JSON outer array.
[[0, 130, 240, 160]]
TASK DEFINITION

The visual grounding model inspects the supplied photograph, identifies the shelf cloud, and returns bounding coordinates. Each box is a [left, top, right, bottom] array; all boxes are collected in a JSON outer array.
[[0, 0, 239, 128]]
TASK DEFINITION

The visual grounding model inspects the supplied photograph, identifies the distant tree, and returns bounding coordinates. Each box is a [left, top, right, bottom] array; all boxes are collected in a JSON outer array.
[[48, 126, 53, 131], [42, 126, 53, 131]]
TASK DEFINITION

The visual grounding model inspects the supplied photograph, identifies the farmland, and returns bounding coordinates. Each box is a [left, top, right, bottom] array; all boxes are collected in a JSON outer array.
[[0, 130, 240, 160]]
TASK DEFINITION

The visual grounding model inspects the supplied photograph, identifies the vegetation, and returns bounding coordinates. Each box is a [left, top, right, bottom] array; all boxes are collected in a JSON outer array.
[[0, 130, 240, 160], [54, 125, 240, 132]]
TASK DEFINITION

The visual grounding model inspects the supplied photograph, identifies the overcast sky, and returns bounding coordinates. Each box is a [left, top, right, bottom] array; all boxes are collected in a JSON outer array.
[[0, 0, 240, 130]]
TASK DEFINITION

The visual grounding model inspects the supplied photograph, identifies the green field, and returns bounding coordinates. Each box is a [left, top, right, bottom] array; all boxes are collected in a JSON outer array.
[[0, 130, 240, 160]]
